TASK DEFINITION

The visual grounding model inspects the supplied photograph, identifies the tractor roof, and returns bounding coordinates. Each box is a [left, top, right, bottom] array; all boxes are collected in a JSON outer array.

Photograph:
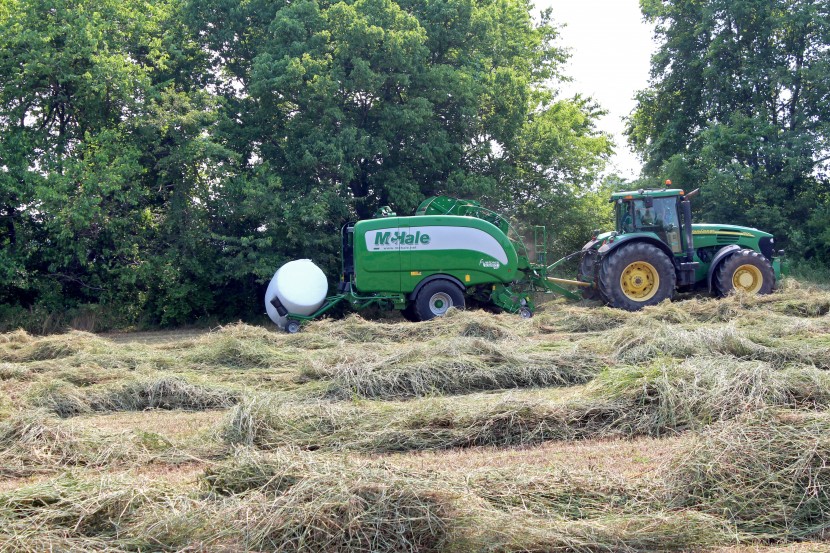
[[610, 188, 685, 201]]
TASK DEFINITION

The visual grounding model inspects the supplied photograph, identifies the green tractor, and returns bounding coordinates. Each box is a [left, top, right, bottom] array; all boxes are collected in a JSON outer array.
[[578, 186, 782, 310]]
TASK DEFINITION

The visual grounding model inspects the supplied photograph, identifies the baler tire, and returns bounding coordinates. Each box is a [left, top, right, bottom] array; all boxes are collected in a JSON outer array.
[[400, 304, 419, 322], [414, 280, 465, 321], [598, 242, 676, 311], [715, 249, 775, 296]]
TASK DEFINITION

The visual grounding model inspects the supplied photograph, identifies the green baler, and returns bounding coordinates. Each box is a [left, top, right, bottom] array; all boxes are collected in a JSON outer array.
[[265, 196, 583, 332]]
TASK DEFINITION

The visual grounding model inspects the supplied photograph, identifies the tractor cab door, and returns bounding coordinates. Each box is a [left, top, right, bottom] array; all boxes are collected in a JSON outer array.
[[650, 197, 683, 254], [618, 197, 683, 254]]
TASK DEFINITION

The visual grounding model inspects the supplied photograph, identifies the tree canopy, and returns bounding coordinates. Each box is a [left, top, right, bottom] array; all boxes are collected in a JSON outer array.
[[0, 0, 612, 328], [628, 0, 830, 263]]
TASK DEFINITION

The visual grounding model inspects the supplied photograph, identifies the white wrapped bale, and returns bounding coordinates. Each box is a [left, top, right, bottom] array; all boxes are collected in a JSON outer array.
[[264, 259, 329, 328]]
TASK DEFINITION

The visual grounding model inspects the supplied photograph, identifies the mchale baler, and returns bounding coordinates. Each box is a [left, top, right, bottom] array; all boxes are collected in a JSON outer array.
[[265, 196, 584, 332], [265, 187, 783, 332]]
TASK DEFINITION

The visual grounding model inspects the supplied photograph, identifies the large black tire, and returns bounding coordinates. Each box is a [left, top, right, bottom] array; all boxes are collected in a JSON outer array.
[[400, 303, 420, 322], [715, 249, 775, 296], [578, 251, 601, 300], [598, 242, 676, 311], [413, 280, 465, 321]]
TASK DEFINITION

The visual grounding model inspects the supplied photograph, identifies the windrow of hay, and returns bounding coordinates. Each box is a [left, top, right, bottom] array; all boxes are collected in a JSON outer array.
[[198, 447, 737, 552], [668, 410, 830, 540], [305, 337, 604, 399], [612, 321, 830, 368], [588, 357, 830, 433], [465, 468, 655, 519], [0, 412, 133, 477], [1, 452, 454, 553], [482, 510, 733, 553], [30, 376, 238, 418], [221, 393, 632, 452], [306, 308, 530, 342], [533, 305, 631, 333], [226, 356, 830, 453], [0, 331, 114, 363], [184, 323, 302, 368], [211, 450, 454, 553], [534, 285, 830, 332]]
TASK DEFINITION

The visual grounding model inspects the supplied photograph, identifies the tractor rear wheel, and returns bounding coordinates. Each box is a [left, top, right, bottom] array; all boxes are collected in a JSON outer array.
[[598, 242, 676, 311], [715, 249, 775, 296], [413, 280, 465, 321]]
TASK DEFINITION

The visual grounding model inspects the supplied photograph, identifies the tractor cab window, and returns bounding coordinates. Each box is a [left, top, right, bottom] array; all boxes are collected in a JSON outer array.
[[617, 196, 683, 253], [652, 197, 683, 253], [617, 199, 659, 232], [651, 197, 679, 232], [617, 201, 633, 233], [633, 200, 658, 228]]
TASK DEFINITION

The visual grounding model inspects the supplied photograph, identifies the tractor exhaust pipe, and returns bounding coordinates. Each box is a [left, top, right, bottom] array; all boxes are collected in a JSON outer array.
[[681, 190, 698, 262]]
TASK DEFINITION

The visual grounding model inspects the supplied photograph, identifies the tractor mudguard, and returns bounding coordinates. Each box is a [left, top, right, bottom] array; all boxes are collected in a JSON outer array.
[[408, 274, 466, 300], [597, 234, 675, 261], [581, 238, 601, 251], [706, 245, 741, 294]]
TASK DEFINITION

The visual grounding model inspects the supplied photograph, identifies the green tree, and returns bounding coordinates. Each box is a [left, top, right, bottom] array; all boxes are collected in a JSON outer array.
[[628, 0, 830, 263], [0, 0, 242, 324], [1, 0, 613, 328], [186, 0, 611, 271]]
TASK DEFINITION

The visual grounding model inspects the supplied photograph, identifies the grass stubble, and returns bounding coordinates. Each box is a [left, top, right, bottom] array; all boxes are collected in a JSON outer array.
[[0, 280, 829, 551]]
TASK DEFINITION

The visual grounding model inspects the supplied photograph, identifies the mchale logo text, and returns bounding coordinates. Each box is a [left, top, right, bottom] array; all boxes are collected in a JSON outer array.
[[374, 231, 431, 246]]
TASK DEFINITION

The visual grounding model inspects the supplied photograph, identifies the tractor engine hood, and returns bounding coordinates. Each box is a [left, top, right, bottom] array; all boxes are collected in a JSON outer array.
[[690, 223, 772, 239]]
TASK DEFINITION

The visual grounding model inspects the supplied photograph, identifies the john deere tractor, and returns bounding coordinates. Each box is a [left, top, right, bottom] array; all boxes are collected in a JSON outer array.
[[578, 186, 782, 310]]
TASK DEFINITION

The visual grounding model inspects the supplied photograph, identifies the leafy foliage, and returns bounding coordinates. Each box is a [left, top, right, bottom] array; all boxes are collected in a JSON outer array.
[[628, 0, 830, 263], [0, 0, 611, 327]]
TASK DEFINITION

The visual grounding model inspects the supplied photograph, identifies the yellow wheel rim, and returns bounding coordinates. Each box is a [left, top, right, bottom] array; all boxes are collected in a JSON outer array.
[[620, 261, 660, 301], [732, 264, 763, 294]]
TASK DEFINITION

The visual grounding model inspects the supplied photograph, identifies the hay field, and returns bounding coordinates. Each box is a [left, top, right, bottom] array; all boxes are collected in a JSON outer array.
[[2, 280, 830, 552]]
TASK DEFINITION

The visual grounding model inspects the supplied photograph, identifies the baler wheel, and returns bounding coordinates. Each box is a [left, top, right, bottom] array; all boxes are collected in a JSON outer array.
[[285, 320, 301, 334], [414, 280, 465, 321], [400, 304, 420, 322], [598, 242, 676, 311], [715, 249, 774, 296]]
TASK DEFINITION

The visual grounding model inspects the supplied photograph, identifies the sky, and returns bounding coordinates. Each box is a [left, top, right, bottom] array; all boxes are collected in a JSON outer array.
[[537, 0, 658, 180]]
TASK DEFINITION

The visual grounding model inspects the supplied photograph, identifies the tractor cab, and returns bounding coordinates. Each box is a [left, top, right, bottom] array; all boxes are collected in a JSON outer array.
[[612, 188, 687, 255]]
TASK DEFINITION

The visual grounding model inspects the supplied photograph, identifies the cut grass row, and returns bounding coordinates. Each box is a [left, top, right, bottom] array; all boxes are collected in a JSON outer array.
[[0, 281, 828, 551], [1, 410, 828, 552]]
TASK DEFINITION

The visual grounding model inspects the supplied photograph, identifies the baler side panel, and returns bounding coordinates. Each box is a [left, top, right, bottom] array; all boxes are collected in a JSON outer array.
[[352, 220, 402, 293], [352, 215, 518, 295], [401, 216, 518, 293]]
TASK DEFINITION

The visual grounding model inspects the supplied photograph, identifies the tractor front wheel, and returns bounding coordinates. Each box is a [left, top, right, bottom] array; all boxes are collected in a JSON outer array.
[[598, 242, 676, 311], [715, 249, 775, 296], [413, 280, 465, 321]]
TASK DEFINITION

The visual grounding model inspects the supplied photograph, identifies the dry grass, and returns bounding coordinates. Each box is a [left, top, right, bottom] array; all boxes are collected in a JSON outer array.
[[304, 337, 603, 399], [30, 376, 238, 418], [668, 410, 830, 539], [1, 283, 830, 551]]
